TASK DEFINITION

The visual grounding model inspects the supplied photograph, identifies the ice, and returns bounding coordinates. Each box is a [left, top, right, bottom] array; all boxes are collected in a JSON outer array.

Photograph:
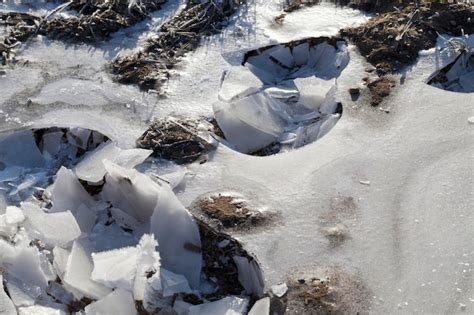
[[149, 176, 202, 289], [18, 305, 66, 315], [110, 207, 142, 232], [160, 268, 193, 297], [50, 167, 95, 213], [173, 299, 193, 315], [0, 275, 16, 315], [74, 141, 152, 183], [91, 247, 139, 290], [22, 202, 81, 247], [63, 240, 112, 300], [74, 204, 97, 233], [5, 206, 25, 225], [248, 297, 270, 315], [218, 67, 263, 102], [102, 161, 202, 287], [188, 296, 249, 315], [133, 234, 160, 301], [52, 247, 70, 280], [84, 289, 136, 315], [67, 128, 91, 150], [0, 130, 45, 168], [233, 256, 265, 297], [41, 131, 64, 158], [0, 215, 17, 238], [271, 283, 288, 298], [4, 274, 40, 307]]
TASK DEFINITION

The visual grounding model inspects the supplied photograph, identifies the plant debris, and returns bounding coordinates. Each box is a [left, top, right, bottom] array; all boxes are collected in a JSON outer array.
[[113, 0, 246, 92], [342, 3, 474, 75], [367, 76, 396, 106], [191, 194, 273, 231], [136, 117, 215, 164]]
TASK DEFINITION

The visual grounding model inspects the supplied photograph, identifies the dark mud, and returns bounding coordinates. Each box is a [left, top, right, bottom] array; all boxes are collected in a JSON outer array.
[[367, 76, 396, 106], [113, 0, 246, 92], [342, 3, 474, 75], [136, 117, 215, 164]]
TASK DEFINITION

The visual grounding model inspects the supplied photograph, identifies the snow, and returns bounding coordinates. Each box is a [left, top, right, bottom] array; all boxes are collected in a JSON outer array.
[[18, 305, 66, 315], [248, 297, 270, 315]]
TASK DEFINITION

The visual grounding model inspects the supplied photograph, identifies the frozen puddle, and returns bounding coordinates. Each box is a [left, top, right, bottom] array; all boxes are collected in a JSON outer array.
[[427, 34, 474, 93], [0, 126, 265, 314], [213, 37, 348, 155]]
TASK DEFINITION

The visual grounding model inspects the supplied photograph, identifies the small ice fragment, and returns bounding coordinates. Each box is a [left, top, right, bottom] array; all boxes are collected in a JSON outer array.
[[248, 297, 270, 315], [5, 206, 25, 224], [160, 268, 193, 297], [22, 202, 81, 247], [188, 296, 249, 315], [91, 246, 139, 290], [233, 256, 265, 297], [359, 180, 371, 186], [218, 239, 230, 248], [53, 246, 71, 279], [0, 275, 16, 315], [67, 127, 91, 150], [174, 299, 193, 315], [64, 240, 112, 299], [84, 289, 136, 315], [0, 130, 45, 168], [50, 167, 95, 213], [468, 116, 474, 124], [74, 204, 97, 233], [271, 283, 288, 298], [18, 305, 66, 315], [0, 214, 17, 237], [459, 303, 466, 311]]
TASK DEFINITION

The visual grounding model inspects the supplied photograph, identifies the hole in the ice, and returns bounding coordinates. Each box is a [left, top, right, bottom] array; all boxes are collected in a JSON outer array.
[[212, 37, 349, 156], [427, 37, 474, 93], [0, 127, 109, 202]]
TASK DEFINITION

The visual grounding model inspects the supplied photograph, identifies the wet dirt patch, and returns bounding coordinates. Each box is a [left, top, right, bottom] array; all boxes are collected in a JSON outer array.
[[136, 117, 215, 164], [113, 0, 246, 92], [275, 266, 372, 314], [190, 193, 276, 232], [342, 3, 474, 75], [367, 76, 396, 106]]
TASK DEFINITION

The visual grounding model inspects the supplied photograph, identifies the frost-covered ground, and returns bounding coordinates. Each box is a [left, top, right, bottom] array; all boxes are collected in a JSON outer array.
[[1, 0, 473, 314]]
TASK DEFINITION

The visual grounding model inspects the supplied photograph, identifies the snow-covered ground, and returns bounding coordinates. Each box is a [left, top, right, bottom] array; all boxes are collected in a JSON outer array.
[[1, 0, 472, 314]]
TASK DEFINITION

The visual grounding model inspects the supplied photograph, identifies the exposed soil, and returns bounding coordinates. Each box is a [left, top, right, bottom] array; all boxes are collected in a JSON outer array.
[[113, 0, 246, 92], [367, 76, 396, 106], [136, 118, 214, 164], [1, 0, 167, 46], [191, 194, 275, 232], [342, 3, 474, 75], [197, 218, 264, 299], [277, 267, 372, 314]]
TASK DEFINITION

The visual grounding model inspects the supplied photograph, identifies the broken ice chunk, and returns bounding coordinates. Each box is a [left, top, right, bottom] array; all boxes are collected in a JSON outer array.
[[160, 268, 193, 297], [91, 246, 139, 290], [103, 161, 201, 288], [271, 283, 288, 297], [50, 167, 95, 213], [233, 256, 265, 297], [174, 299, 193, 315], [84, 289, 136, 315], [188, 296, 249, 315], [0, 275, 16, 315], [41, 131, 64, 157], [18, 305, 67, 315], [5, 246, 50, 290], [67, 127, 91, 150], [74, 141, 152, 183], [74, 204, 97, 233], [22, 202, 81, 247], [248, 297, 270, 315], [0, 130, 45, 168], [63, 240, 112, 300], [218, 67, 262, 102], [110, 207, 142, 232], [53, 246, 71, 280], [133, 234, 160, 301], [5, 206, 25, 225], [4, 274, 40, 307], [0, 214, 17, 238]]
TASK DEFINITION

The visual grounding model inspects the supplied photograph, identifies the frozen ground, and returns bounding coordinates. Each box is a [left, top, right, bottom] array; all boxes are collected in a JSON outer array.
[[0, 0, 473, 314]]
